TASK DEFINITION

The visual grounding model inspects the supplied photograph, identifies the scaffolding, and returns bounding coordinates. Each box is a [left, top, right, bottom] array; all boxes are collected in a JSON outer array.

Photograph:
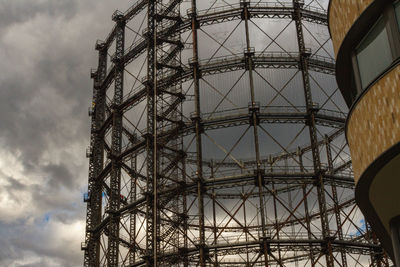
[[83, 0, 391, 266]]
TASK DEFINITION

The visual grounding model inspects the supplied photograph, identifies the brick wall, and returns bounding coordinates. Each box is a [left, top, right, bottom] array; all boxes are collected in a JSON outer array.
[[347, 66, 400, 182], [329, 0, 373, 55]]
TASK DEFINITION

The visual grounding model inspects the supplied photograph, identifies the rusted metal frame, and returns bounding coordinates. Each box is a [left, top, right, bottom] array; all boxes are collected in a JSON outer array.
[[157, 209, 183, 250], [159, 95, 185, 120], [258, 125, 303, 167], [99, 7, 328, 94], [124, 0, 148, 22], [285, 125, 308, 153], [125, 15, 146, 53], [331, 254, 345, 267], [122, 127, 139, 144], [157, 137, 194, 187], [312, 251, 325, 266], [107, 13, 126, 267], [298, 147, 316, 266], [308, 73, 342, 112], [103, 25, 116, 51], [84, 41, 108, 267], [267, 251, 285, 267], [144, 0, 158, 265], [122, 162, 147, 181], [330, 141, 350, 167], [124, 65, 145, 87], [129, 153, 137, 265], [318, 87, 341, 112], [332, 160, 352, 174], [117, 219, 143, 262], [182, 153, 189, 267], [242, 186, 251, 266], [206, 71, 247, 120], [242, 3, 269, 266], [250, 18, 293, 57], [195, 127, 341, 169], [266, 69, 301, 107], [342, 211, 369, 240], [211, 126, 251, 174], [309, 37, 331, 61], [99, 238, 108, 266], [125, 240, 381, 266], [366, 223, 386, 266], [265, 191, 317, 239], [346, 252, 369, 267], [113, 53, 337, 112], [269, 184, 316, 240], [286, 170, 297, 265], [250, 253, 263, 267], [253, 69, 301, 111], [293, 0, 333, 265], [268, 159, 282, 263], [325, 135, 348, 267], [336, 204, 364, 239], [202, 20, 242, 65], [192, 4, 327, 29], [210, 192, 257, 241], [200, 78, 238, 108], [189, 1, 206, 265], [301, 24, 333, 60], [210, 162, 218, 266]]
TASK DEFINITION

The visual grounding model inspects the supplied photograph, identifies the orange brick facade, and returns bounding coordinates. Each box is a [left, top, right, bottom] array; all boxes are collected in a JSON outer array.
[[347, 66, 400, 182], [329, 0, 373, 54]]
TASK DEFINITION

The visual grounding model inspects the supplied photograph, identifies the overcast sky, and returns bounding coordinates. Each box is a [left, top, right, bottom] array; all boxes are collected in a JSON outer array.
[[0, 1, 134, 266]]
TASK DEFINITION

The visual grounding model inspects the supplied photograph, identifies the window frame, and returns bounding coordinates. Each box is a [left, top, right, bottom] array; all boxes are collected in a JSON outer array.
[[351, 3, 400, 94]]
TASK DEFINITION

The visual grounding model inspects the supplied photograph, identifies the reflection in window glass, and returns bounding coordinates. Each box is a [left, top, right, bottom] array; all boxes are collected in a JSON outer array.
[[356, 18, 393, 89], [395, 1, 400, 28]]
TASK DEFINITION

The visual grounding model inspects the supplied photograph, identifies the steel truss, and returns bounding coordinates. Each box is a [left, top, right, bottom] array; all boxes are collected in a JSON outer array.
[[83, 0, 391, 266]]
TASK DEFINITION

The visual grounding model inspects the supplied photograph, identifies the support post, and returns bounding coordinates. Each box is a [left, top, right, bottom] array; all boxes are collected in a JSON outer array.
[[107, 13, 126, 267], [190, 1, 206, 265], [84, 41, 107, 267], [145, 1, 158, 265], [293, 1, 333, 265], [242, 2, 269, 265]]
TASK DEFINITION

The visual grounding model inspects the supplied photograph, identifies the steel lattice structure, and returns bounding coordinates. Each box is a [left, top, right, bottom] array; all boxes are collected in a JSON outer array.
[[83, 0, 392, 266]]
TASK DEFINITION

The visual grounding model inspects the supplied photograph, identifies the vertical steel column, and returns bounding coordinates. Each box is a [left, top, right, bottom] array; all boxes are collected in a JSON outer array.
[[298, 147, 315, 265], [242, 2, 269, 265], [292, 1, 333, 265], [242, 186, 250, 266], [84, 42, 107, 267], [145, 0, 158, 265], [189, 1, 206, 265], [325, 135, 348, 267], [368, 223, 385, 267], [129, 153, 137, 265], [270, 158, 282, 263], [108, 13, 125, 267], [210, 162, 218, 266], [182, 158, 189, 267]]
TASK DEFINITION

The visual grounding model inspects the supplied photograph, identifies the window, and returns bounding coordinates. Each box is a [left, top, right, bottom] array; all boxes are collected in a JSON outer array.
[[394, 1, 400, 28], [355, 17, 393, 89]]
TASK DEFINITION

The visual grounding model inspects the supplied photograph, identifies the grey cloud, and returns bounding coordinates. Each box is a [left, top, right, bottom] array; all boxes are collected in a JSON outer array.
[[0, 1, 119, 265], [43, 163, 74, 190], [0, 0, 78, 29]]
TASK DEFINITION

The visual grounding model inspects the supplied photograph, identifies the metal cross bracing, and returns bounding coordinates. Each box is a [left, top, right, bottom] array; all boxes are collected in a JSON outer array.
[[83, 0, 392, 266]]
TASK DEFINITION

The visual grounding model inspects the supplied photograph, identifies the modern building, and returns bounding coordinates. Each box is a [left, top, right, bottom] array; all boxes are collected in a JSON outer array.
[[329, 0, 400, 264]]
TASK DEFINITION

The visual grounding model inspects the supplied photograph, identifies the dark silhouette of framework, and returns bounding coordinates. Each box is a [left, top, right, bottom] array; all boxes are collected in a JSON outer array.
[[83, 0, 391, 266]]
